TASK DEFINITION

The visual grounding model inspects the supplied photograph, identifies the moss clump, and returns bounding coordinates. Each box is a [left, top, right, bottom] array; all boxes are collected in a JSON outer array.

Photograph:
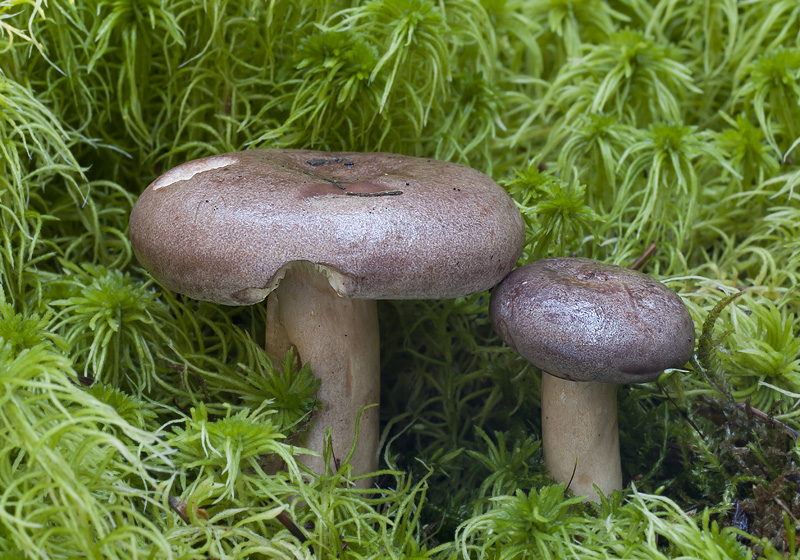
[[1, 0, 799, 557]]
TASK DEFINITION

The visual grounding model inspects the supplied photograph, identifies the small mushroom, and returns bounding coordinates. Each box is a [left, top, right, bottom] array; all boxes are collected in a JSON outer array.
[[489, 257, 694, 501], [130, 149, 524, 484]]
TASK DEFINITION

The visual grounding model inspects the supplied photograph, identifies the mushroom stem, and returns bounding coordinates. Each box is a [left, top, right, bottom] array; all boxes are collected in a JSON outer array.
[[265, 264, 380, 485], [541, 373, 622, 502]]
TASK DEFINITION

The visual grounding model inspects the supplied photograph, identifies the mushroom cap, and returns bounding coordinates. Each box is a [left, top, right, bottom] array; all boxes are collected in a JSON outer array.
[[490, 258, 695, 384], [129, 150, 524, 305]]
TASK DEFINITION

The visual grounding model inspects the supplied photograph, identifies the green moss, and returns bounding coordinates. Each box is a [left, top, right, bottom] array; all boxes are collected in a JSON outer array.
[[1, 0, 799, 557]]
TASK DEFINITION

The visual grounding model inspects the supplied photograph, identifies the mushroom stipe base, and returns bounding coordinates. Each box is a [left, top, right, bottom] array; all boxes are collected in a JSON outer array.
[[265, 264, 380, 486]]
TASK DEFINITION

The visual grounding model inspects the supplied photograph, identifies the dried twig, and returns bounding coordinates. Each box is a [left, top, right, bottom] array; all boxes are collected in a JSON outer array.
[[167, 495, 191, 525], [276, 511, 308, 543], [734, 402, 800, 439], [629, 242, 657, 271]]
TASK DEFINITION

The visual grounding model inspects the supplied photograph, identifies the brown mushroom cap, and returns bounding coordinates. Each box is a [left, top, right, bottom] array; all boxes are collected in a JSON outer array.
[[490, 257, 695, 384], [129, 150, 524, 305]]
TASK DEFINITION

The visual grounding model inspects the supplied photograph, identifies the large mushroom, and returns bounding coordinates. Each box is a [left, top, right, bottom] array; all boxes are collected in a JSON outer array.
[[130, 149, 524, 483], [489, 257, 695, 501]]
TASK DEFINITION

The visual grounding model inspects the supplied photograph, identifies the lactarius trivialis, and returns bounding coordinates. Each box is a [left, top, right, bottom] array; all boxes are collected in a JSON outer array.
[[490, 257, 694, 501], [130, 149, 524, 484]]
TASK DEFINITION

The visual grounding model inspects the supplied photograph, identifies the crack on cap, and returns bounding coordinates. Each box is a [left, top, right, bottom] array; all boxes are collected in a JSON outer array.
[[152, 155, 240, 190]]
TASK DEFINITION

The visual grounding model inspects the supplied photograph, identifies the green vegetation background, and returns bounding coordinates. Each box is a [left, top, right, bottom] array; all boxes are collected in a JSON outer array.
[[1, 0, 799, 558]]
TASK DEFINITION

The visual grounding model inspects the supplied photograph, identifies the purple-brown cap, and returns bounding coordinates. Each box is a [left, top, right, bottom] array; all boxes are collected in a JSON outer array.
[[129, 150, 525, 305], [490, 257, 695, 384]]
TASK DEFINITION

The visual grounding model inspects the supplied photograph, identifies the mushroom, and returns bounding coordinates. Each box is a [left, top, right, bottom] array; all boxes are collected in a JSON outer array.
[[489, 257, 694, 501], [130, 149, 524, 484]]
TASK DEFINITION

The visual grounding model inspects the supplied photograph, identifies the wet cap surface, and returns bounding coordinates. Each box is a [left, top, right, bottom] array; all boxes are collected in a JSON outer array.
[[490, 257, 695, 384], [130, 150, 525, 305]]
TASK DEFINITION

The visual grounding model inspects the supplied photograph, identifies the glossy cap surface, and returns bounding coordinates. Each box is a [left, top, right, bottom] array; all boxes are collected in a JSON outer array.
[[130, 150, 524, 305], [490, 258, 695, 383]]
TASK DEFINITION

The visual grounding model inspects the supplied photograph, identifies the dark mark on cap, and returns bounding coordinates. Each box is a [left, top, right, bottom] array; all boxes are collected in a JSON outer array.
[[345, 190, 404, 197]]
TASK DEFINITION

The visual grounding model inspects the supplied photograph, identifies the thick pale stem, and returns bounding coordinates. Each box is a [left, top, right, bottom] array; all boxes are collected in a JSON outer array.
[[541, 373, 622, 502], [265, 265, 380, 485]]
